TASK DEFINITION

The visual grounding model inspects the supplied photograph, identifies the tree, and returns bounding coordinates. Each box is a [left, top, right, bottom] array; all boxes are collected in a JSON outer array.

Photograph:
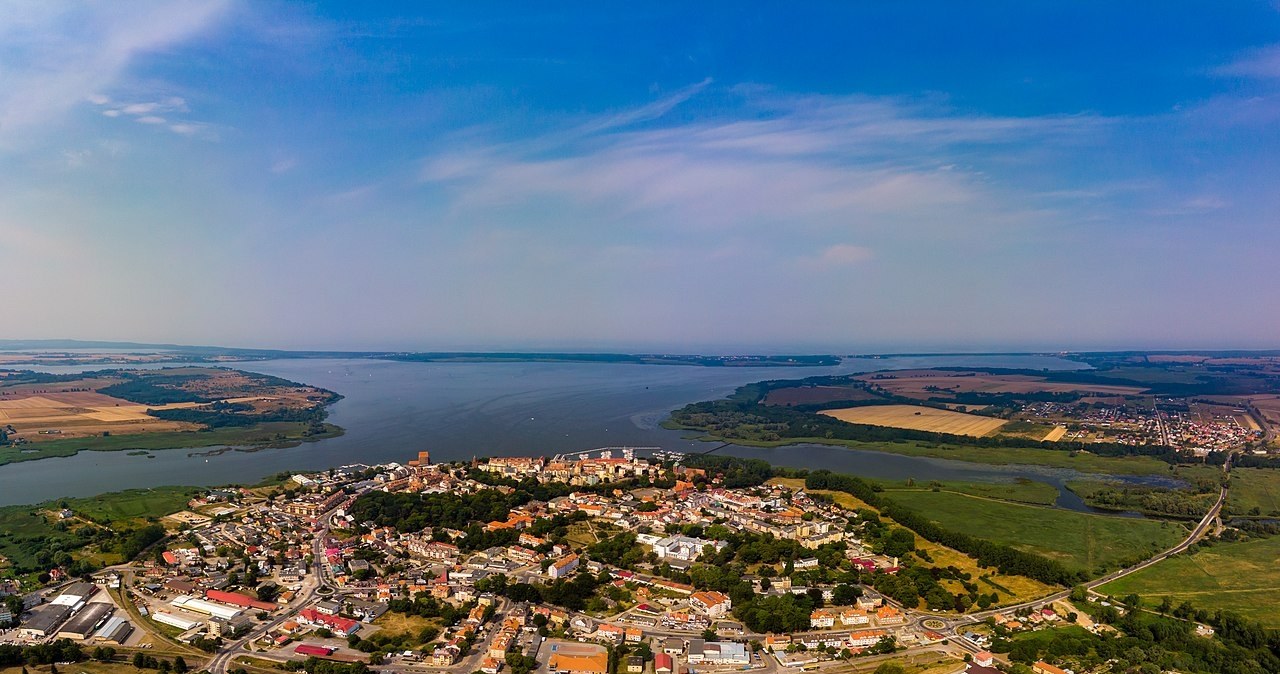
[[873, 663, 904, 674], [175, 657, 188, 674]]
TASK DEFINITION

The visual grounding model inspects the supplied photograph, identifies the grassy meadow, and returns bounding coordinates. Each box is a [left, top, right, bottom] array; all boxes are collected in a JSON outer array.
[[1098, 534, 1280, 627], [883, 490, 1186, 576]]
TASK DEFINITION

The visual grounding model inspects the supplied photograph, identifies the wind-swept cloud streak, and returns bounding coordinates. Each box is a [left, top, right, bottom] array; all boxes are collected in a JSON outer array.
[[0, 0, 230, 148]]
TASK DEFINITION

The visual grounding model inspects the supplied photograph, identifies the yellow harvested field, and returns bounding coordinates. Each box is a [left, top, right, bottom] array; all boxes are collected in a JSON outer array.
[[0, 391, 200, 440], [820, 404, 1008, 437], [1042, 425, 1068, 442]]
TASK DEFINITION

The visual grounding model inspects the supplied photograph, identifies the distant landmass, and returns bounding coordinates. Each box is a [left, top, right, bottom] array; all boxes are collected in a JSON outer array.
[[0, 339, 841, 367]]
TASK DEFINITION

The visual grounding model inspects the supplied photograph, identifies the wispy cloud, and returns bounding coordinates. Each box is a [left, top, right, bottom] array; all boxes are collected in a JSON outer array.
[[0, 1, 230, 148], [420, 85, 1107, 249], [1215, 45, 1280, 79]]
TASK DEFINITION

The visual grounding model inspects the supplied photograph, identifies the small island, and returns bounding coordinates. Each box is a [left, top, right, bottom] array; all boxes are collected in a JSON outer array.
[[0, 367, 343, 466]]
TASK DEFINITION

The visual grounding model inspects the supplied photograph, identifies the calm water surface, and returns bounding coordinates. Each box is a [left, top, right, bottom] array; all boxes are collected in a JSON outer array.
[[0, 355, 1135, 507]]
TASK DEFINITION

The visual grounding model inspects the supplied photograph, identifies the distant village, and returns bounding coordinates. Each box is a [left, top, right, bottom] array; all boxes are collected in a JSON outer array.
[[0, 450, 1102, 674]]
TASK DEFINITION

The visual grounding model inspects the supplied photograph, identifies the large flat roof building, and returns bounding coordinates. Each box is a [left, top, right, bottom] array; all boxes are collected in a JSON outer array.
[[56, 603, 114, 640], [19, 605, 73, 639]]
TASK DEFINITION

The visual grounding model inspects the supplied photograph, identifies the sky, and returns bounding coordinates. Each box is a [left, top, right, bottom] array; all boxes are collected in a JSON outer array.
[[2, 2, 1280, 353]]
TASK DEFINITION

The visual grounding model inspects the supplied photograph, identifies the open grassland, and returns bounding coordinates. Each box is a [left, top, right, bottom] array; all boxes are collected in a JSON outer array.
[[68, 486, 201, 524], [821, 404, 1008, 437], [1225, 468, 1280, 517], [1098, 534, 1280, 627], [0, 421, 343, 467], [719, 435, 1179, 476], [2, 662, 208, 674], [883, 490, 1186, 576], [769, 477, 1057, 604], [876, 478, 1061, 506], [0, 486, 200, 574]]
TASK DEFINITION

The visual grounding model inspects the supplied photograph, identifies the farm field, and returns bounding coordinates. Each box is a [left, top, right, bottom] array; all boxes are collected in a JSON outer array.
[[1225, 468, 1280, 517], [1097, 534, 1280, 627], [763, 384, 882, 406], [1243, 394, 1280, 437], [1042, 425, 1068, 442], [858, 370, 1148, 399], [883, 490, 1187, 576], [769, 478, 1056, 604], [820, 404, 1008, 437], [0, 390, 202, 439]]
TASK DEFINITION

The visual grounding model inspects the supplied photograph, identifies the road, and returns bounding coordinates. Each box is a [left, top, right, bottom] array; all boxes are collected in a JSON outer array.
[[206, 505, 341, 674]]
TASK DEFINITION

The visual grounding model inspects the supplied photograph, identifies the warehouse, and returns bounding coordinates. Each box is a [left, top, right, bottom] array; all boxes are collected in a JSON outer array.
[[50, 582, 98, 612], [56, 603, 114, 640], [93, 616, 135, 644], [152, 612, 202, 631], [18, 605, 73, 640], [171, 595, 243, 621]]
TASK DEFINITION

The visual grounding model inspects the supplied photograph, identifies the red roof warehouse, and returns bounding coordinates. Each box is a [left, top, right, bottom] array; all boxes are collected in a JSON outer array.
[[206, 589, 277, 612]]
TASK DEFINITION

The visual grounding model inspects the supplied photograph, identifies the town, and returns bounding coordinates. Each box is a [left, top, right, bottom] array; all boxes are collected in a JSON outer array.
[[0, 450, 1122, 674]]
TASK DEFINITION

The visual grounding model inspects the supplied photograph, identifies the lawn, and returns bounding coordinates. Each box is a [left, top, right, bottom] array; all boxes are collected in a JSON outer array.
[[1225, 468, 1280, 517], [883, 490, 1187, 576], [1097, 534, 1280, 627]]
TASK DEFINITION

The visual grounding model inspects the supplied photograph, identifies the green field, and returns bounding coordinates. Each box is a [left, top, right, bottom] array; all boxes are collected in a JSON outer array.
[[884, 490, 1187, 576], [0, 421, 343, 467], [68, 486, 201, 524], [1225, 468, 1280, 517], [683, 433, 1182, 476], [1098, 534, 1280, 627], [876, 478, 1060, 506], [0, 486, 199, 575]]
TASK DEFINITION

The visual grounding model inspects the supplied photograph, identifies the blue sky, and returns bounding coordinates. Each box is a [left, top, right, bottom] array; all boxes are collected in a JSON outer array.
[[3, 2, 1280, 353]]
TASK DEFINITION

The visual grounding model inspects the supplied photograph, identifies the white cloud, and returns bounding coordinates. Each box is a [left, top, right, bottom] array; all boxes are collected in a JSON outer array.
[[419, 87, 1103, 242], [135, 115, 167, 125], [271, 158, 299, 174], [0, 1, 230, 149]]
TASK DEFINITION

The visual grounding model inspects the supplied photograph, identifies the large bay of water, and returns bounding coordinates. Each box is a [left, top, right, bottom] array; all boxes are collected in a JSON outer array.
[[0, 354, 1151, 508]]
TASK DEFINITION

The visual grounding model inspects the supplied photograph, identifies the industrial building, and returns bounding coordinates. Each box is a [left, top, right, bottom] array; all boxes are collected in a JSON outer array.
[[171, 595, 243, 621], [152, 611, 202, 631], [93, 616, 135, 644], [49, 582, 98, 611], [18, 605, 73, 640], [56, 603, 114, 640]]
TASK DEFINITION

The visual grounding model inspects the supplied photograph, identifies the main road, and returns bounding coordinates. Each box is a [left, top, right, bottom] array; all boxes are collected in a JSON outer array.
[[206, 504, 342, 674]]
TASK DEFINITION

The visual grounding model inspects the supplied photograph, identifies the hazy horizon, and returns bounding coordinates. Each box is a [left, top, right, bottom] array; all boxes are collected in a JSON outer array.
[[4, 3, 1279, 350]]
